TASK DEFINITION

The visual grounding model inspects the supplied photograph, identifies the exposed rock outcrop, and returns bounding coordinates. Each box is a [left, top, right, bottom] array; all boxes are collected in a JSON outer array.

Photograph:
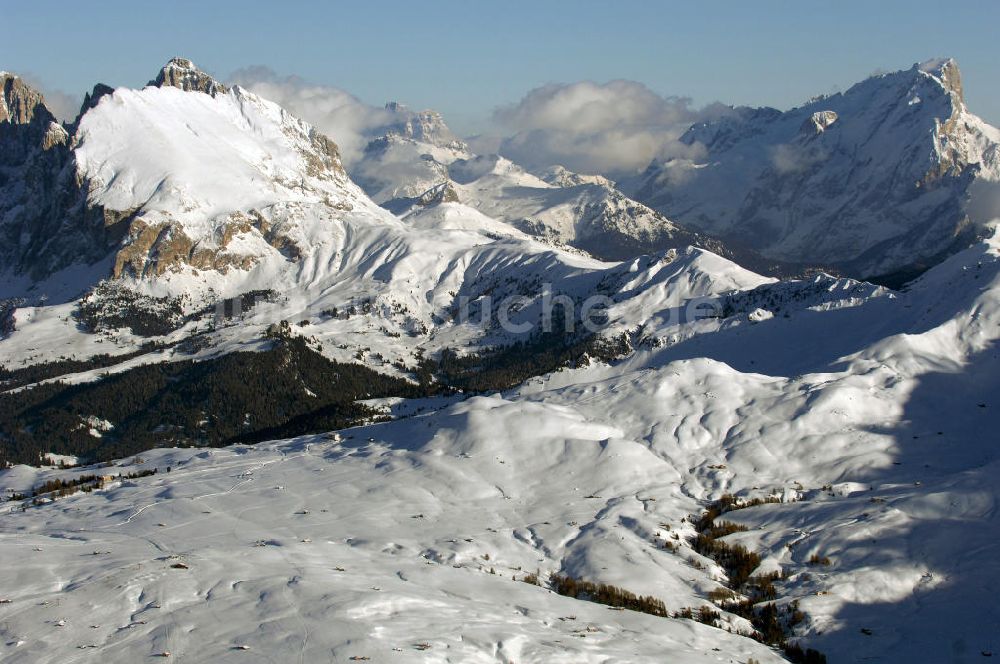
[[110, 210, 306, 279], [1, 72, 52, 125], [380, 101, 466, 151], [801, 110, 838, 135], [78, 83, 115, 118], [415, 181, 460, 206], [0, 74, 118, 288], [149, 57, 228, 96]]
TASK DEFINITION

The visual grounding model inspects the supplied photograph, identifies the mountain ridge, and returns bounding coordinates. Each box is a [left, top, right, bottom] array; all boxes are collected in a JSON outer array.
[[625, 58, 1000, 279]]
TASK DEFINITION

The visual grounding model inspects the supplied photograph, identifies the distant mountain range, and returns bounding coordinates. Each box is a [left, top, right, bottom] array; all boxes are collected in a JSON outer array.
[[3, 57, 998, 296], [624, 59, 1000, 281], [349, 58, 1000, 282]]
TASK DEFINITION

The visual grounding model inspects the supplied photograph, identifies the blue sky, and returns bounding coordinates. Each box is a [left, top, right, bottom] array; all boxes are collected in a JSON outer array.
[[4, 0, 999, 133]]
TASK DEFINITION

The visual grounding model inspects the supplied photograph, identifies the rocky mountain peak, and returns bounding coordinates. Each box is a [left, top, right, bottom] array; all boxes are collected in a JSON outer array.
[[1, 73, 54, 126], [800, 110, 838, 135], [79, 83, 115, 117], [916, 57, 963, 104], [415, 181, 460, 206], [150, 57, 228, 96], [539, 165, 615, 188], [1, 73, 64, 162], [379, 101, 465, 150]]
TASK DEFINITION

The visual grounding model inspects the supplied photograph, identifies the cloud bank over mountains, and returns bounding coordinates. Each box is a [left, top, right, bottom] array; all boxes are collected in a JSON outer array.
[[19, 73, 81, 122], [228, 69, 727, 176], [493, 80, 727, 176]]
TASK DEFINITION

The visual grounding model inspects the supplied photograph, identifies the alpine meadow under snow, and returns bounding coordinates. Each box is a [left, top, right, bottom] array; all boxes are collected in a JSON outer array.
[[1, 55, 999, 664]]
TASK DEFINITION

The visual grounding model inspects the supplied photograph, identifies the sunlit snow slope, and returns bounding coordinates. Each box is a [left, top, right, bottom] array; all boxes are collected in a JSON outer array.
[[2, 229, 999, 662]]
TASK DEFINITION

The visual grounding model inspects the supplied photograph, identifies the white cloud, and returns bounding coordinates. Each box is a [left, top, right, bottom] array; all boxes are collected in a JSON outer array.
[[19, 73, 81, 123], [770, 143, 828, 175], [227, 71, 729, 178], [229, 66, 392, 166], [493, 80, 720, 176], [465, 133, 504, 156], [967, 178, 1000, 227]]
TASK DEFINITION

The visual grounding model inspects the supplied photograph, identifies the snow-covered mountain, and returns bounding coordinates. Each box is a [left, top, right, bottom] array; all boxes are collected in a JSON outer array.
[[0, 58, 771, 392], [3, 56, 1000, 664], [349, 103, 732, 262], [348, 101, 473, 204], [626, 59, 1000, 280], [392, 153, 718, 261], [2, 58, 371, 300]]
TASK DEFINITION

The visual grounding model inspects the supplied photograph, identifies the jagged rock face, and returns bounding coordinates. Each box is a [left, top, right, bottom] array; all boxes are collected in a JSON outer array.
[[78, 83, 115, 118], [414, 181, 460, 206], [150, 57, 229, 96], [801, 111, 838, 135], [110, 211, 304, 279], [0, 74, 118, 286], [353, 134, 463, 204], [379, 101, 466, 150], [351, 102, 473, 204], [936, 58, 964, 103], [1, 73, 59, 160], [1, 73, 51, 125], [301, 130, 345, 179], [627, 58, 1000, 279]]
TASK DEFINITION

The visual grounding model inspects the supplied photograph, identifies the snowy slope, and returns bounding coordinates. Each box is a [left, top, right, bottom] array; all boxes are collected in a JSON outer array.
[[0, 430, 784, 664], [2, 227, 1000, 662], [513, 225, 1000, 661]]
